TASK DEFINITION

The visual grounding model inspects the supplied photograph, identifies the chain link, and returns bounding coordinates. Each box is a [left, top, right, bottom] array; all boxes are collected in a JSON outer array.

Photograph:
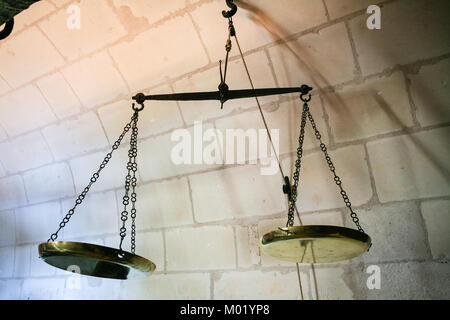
[[130, 116, 139, 253], [119, 109, 139, 254], [305, 102, 364, 233], [48, 110, 138, 242]]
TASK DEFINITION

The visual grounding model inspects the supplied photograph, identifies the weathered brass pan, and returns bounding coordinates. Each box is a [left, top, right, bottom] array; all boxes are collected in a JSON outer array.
[[260, 225, 371, 263], [38, 241, 155, 279]]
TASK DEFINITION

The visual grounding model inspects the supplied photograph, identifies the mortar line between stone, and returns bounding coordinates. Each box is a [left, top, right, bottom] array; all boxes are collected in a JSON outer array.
[[363, 143, 381, 205], [187, 10, 212, 65], [4, 127, 450, 218], [416, 200, 435, 260], [321, 0, 331, 22]]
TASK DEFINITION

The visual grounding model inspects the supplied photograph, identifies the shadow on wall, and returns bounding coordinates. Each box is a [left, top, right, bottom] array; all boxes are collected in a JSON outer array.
[[410, 74, 450, 125], [235, 0, 449, 179], [372, 92, 450, 179]]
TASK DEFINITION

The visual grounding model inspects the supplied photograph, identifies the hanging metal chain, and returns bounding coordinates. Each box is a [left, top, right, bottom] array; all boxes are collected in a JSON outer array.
[[130, 116, 139, 253], [305, 102, 365, 233], [48, 108, 138, 242], [118, 107, 140, 254], [285, 99, 309, 227]]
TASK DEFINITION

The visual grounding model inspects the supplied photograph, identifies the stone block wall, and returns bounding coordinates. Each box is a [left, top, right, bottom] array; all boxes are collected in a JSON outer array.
[[0, 0, 449, 299]]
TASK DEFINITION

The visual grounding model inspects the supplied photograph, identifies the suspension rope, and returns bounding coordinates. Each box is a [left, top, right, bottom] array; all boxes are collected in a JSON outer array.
[[232, 25, 319, 301]]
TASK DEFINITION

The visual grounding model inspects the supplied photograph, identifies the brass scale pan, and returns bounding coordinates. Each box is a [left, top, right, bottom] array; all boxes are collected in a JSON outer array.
[[38, 241, 155, 280], [260, 225, 371, 264], [38, 225, 370, 279]]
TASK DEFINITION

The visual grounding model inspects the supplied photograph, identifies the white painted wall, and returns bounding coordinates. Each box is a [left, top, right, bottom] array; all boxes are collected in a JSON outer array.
[[0, 0, 449, 299]]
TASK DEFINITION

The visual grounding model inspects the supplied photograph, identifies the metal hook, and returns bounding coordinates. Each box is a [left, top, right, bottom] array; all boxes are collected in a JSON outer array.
[[132, 102, 144, 112], [222, 0, 237, 18], [300, 93, 312, 103], [0, 19, 14, 40]]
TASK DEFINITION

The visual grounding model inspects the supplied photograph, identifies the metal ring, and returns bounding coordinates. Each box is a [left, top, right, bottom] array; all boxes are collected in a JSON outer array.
[[300, 93, 311, 103], [132, 102, 144, 112]]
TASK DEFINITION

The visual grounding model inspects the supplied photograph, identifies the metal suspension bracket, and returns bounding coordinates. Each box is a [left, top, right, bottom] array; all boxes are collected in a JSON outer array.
[[133, 92, 146, 106], [299, 85, 313, 102], [218, 3, 237, 109]]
